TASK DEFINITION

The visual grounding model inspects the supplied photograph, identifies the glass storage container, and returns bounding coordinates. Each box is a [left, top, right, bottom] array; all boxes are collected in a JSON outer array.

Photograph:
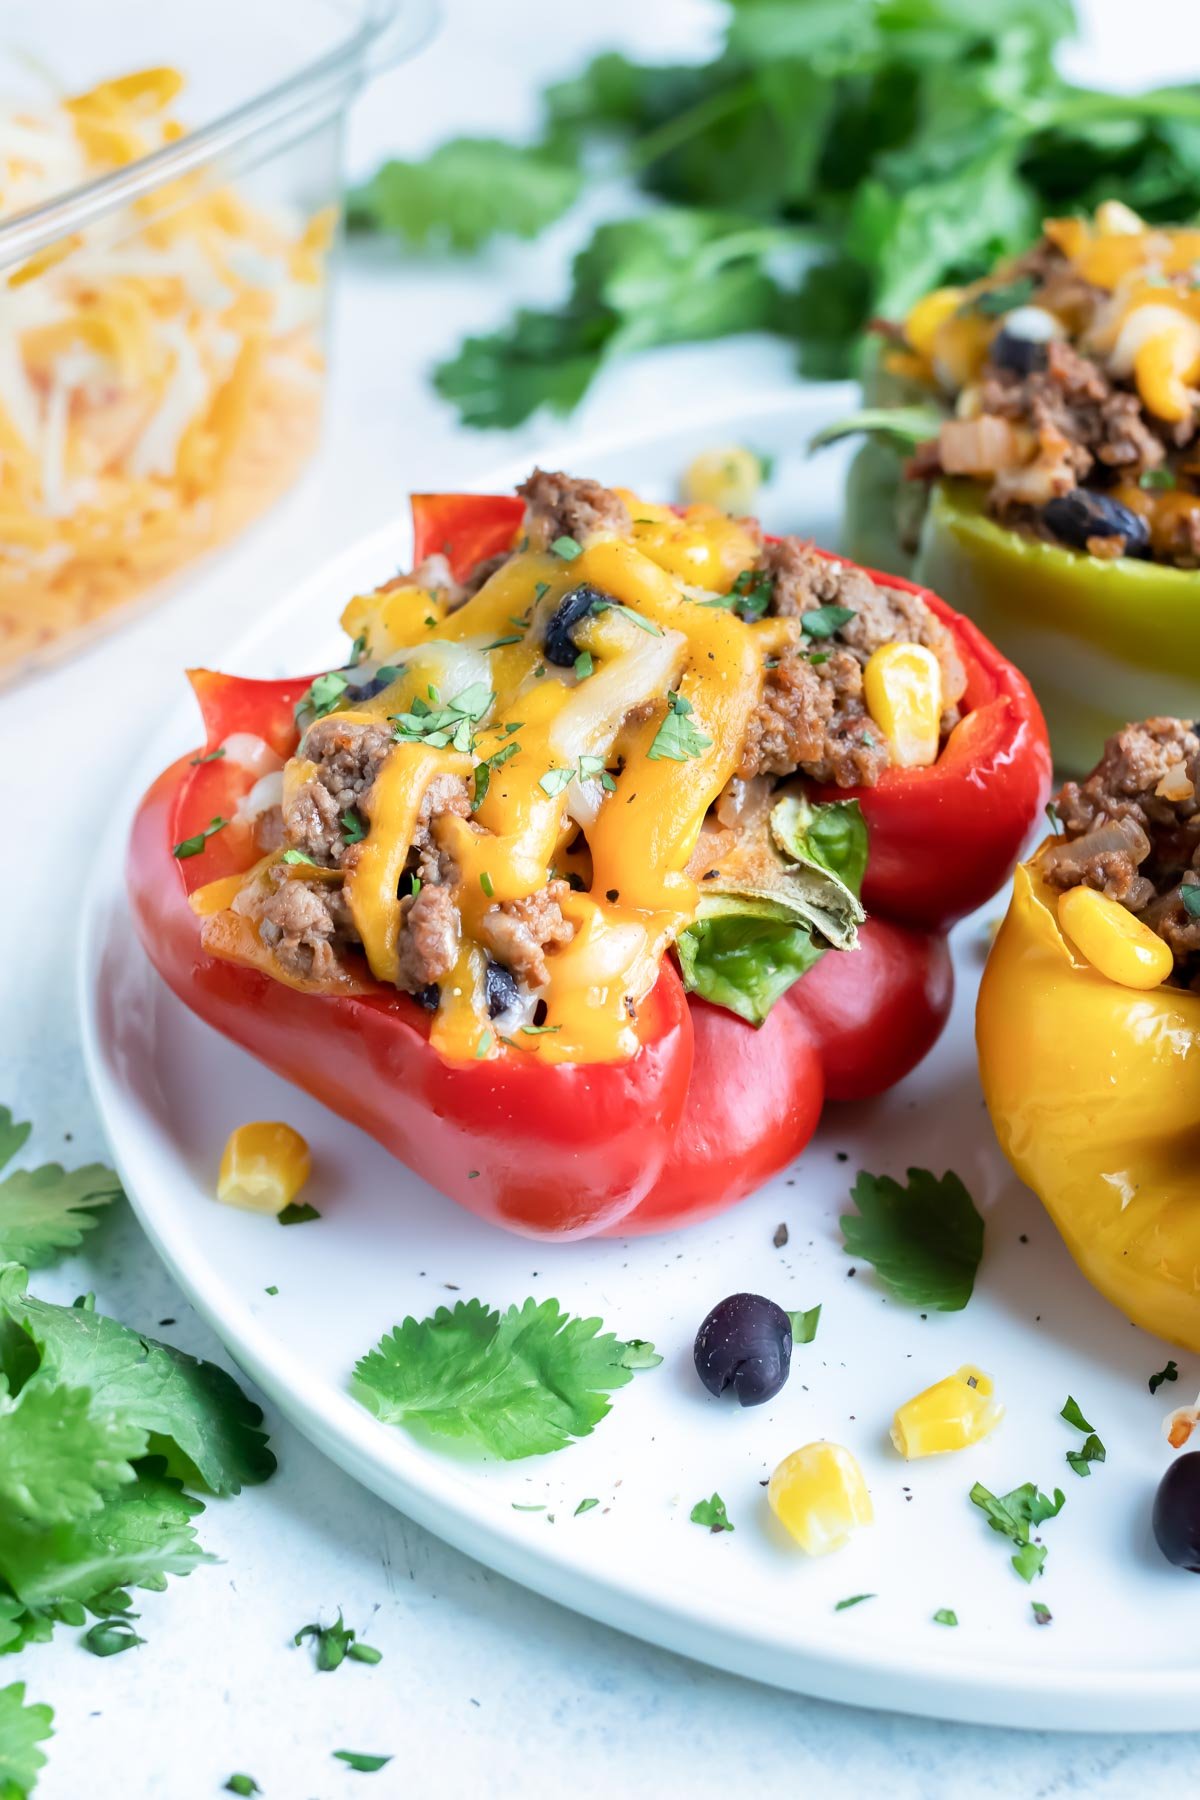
[[0, 0, 429, 683]]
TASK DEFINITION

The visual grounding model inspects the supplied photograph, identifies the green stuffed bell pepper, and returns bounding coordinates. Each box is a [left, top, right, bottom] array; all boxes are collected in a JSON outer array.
[[819, 205, 1200, 774]]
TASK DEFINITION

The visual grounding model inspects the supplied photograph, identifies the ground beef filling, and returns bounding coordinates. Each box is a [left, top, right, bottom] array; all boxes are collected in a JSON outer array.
[[518, 467, 631, 549], [1041, 717, 1200, 981], [737, 539, 967, 787], [229, 870, 356, 984]]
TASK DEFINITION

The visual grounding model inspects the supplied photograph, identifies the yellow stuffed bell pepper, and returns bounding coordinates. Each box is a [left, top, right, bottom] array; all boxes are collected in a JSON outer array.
[[978, 854, 1200, 1352]]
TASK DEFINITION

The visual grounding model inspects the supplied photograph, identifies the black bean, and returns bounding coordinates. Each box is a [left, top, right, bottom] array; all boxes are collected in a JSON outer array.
[[543, 584, 610, 667], [1040, 489, 1150, 557], [693, 1292, 792, 1407], [991, 328, 1047, 376], [484, 959, 520, 1019], [414, 984, 440, 1011]]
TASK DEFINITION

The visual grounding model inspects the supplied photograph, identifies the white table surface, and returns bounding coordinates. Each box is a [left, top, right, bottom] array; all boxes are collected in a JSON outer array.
[[7, 1, 1200, 1794]]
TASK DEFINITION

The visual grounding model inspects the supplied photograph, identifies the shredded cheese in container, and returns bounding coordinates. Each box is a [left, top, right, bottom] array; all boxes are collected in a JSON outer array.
[[0, 67, 332, 680]]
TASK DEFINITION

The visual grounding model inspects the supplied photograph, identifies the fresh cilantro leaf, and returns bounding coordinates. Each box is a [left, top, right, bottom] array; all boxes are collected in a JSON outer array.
[[280, 849, 316, 866], [690, 1493, 733, 1533], [576, 754, 616, 792], [0, 1682, 53, 1798], [0, 1111, 122, 1268], [1140, 467, 1177, 491], [278, 1202, 320, 1226], [294, 1609, 381, 1673], [574, 1497, 599, 1516], [511, 1502, 546, 1512], [189, 747, 227, 766], [574, 650, 594, 679], [0, 1461, 212, 1608], [472, 761, 491, 811], [539, 768, 575, 798], [932, 1608, 958, 1627], [841, 1168, 983, 1311], [587, 598, 662, 636], [0, 1377, 145, 1525], [1183, 885, 1200, 920], [1031, 1601, 1052, 1625], [619, 1338, 662, 1370], [341, 810, 367, 845], [348, 139, 581, 251], [788, 1305, 821, 1345], [834, 1593, 874, 1611], [701, 566, 775, 621], [1150, 1359, 1179, 1395], [801, 605, 856, 640], [81, 1617, 145, 1658], [392, 684, 494, 754], [969, 1479, 1064, 1582], [333, 1750, 392, 1773], [225, 1777, 262, 1797], [1060, 1396, 1106, 1476], [480, 871, 495, 899], [0, 1267, 275, 1495], [648, 690, 713, 764], [171, 816, 227, 859], [352, 1297, 639, 1459], [551, 535, 583, 560]]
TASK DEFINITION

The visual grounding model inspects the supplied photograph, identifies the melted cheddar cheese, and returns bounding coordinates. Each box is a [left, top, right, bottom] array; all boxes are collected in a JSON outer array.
[[202, 499, 802, 1067]]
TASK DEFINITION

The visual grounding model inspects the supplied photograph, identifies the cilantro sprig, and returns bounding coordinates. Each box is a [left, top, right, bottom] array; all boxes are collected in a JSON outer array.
[[0, 1683, 53, 1798], [0, 1109, 122, 1269], [351, 1297, 654, 1459], [392, 683, 494, 753], [840, 1168, 984, 1311]]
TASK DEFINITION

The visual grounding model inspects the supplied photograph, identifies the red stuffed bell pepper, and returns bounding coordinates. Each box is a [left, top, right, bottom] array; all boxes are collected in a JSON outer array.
[[128, 474, 1049, 1240]]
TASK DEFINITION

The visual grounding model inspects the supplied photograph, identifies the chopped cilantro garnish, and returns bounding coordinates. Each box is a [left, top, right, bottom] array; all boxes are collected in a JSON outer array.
[[1031, 1601, 1053, 1625], [351, 1296, 646, 1458], [224, 1777, 262, 1797], [577, 754, 617, 791], [294, 1610, 381, 1672], [350, 630, 369, 664], [278, 1202, 321, 1225], [574, 649, 594, 679], [647, 690, 713, 764], [971, 275, 1037, 317], [1182, 885, 1200, 919], [969, 1479, 1064, 1582], [802, 604, 856, 639], [480, 871, 495, 898], [1045, 800, 1062, 833], [189, 747, 227, 766], [788, 1304, 821, 1345], [520, 1023, 561, 1036], [472, 761, 491, 811], [574, 1497, 600, 1516], [172, 816, 228, 859], [589, 598, 662, 636], [265, 1286, 279, 1296], [932, 1608, 958, 1627], [834, 1593, 874, 1611], [1150, 1359, 1179, 1395], [690, 1493, 734, 1533], [701, 567, 775, 620], [341, 810, 367, 845], [1139, 467, 1178, 491], [280, 848, 317, 865], [484, 634, 524, 650], [82, 1616, 145, 1657], [392, 682, 494, 753], [551, 535, 583, 560], [295, 669, 350, 724], [1061, 1395, 1106, 1477], [475, 1029, 493, 1058], [512, 1502, 546, 1511], [532, 582, 551, 604], [333, 1750, 393, 1773], [619, 1338, 662, 1369], [840, 1167, 983, 1311], [540, 767, 573, 797]]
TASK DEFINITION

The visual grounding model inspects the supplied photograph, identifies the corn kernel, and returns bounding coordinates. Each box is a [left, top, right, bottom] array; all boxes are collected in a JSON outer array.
[[1057, 885, 1173, 990], [767, 1442, 873, 1556], [904, 286, 964, 360], [890, 1365, 1003, 1460], [1095, 199, 1145, 237], [863, 642, 942, 769], [217, 1121, 311, 1215], [682, 445, 766, 517]]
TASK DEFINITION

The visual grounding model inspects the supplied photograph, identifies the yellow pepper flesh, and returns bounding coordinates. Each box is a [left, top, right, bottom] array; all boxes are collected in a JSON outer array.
[[977, 854, 1200, 1352]]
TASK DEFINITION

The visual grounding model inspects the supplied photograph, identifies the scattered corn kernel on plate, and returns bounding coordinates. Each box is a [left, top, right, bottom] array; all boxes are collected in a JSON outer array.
[[80, 389, 1200, 1731]]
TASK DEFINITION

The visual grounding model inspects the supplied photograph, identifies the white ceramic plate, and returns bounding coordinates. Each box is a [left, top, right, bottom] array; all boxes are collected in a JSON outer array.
[[79, 388, 1198, 1732]]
